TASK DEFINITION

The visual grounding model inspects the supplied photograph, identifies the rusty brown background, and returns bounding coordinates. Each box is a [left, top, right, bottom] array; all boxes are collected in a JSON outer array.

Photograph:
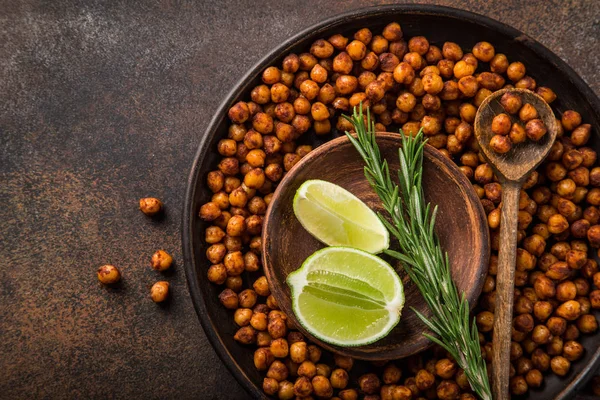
[[1, 0, 599, 399]]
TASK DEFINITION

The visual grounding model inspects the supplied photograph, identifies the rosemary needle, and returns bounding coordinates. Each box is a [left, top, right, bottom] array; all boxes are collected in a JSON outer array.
[[344, 106, 492, 400]]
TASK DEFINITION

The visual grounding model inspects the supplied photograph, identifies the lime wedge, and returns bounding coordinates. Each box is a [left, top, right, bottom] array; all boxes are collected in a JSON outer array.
[[287, 247, 404, 346], [293, 180, 389, 253]]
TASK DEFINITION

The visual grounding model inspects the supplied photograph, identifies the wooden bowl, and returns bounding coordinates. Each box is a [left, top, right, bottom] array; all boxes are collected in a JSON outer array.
[[262, 133, 490, 361]]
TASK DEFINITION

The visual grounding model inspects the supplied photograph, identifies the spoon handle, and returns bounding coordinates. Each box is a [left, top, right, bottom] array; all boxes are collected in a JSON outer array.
[[492, 181, 521, 399]]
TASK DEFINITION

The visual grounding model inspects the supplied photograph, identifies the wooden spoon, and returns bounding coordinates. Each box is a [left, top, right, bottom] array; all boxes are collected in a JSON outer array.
[[474, 88, 558, 399]]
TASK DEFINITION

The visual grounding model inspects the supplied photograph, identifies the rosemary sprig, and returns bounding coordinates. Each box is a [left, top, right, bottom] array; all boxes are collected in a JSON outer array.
[[344, 107, 491, 400]]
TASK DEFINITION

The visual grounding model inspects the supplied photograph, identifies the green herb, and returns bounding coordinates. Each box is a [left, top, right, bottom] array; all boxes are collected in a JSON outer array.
[[344, 107, 491, 400]]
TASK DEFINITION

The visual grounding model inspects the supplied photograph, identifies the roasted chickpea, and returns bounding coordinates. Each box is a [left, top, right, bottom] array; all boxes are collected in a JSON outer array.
[[335, 75, 358, 95], [251, 85, 271, 104], [438, 42, 462, 61], [477, 72, 505, 91], [437, 59, 455, 79], [358, 373, 381, 394], [267, 360, 289, 382], [269, 83, 289, 103], [379, 22, 403, 41], [310, 101, 330, 122], [369, 34, 389, 54], [139, 197, 163, 216], [490, 134, 512, 154], [298, 53, 317, 71], [225, 275, 242, 293], [531, 324, 552, 344], [379, 52, 400, 72], [318, 368, 346, 391], [588, 225, 600, 247], [148, 280, 169, 303], [283, 153, 301, 172], [268, 338, 289, 359], [253, 347, 275, 372], [339, 388, 359, 400], [572, 124, 592, 146], [432, 359, 456, 380], [507, 61, 526, 81], [297, 360, 318, 379], [562, 110, 582, 131], [365, 80, 386, 102], [307, 375, 331, 398], [97, 264, 121, 285], [406, 36, 428, 56], [439, 80, 459, 101], [499, 92, 523, 114], [330, 354, 353, 372], [547, 213, 569, 235], [473, 163, 493, 185], [513, 313, 534, 333], [561, 340, 584, 361], [403, 51, 424, 70], [207, 171, 226, 193], [346, 39, 367, 60], [524, 119, 547, 141], [549, 356, 571, 376], [474, 88, 493, 107], [228, 123, 247, 142], [469, 41, 494, 61], [456, 75, 478, 97], [476, 311, 495, 332], [299, 79, 319, 101], [267, 318, 287, 340], [452, 60, 475, 79], [314, 119, 332, 135], [484, 51, 507, 73], [149, 249, 173, 272], [287, 341, 307, 364], [589, 188, 600, 206], [491, 113, 512, 136], [332, 51, 353, 75], [578, 314, 598, 333]]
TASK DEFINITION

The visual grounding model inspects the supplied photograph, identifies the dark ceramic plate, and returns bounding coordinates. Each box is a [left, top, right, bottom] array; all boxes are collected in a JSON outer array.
[[183, 5, 600, 399]]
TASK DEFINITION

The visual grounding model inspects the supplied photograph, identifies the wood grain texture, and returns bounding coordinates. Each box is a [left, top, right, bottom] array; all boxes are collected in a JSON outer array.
[[491, 182, 520, 400], [475, 89, 559, 399], [262, 133, 490, 361]]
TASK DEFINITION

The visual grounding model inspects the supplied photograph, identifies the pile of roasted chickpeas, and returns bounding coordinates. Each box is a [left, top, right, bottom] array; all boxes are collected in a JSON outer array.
[[489, 92, 549, 154], [200, 22, 599, 399]]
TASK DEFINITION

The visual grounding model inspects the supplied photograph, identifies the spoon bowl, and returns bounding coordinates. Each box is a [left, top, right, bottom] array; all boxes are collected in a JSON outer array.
[[262, 133, 490, 361], [475, 88, 559, 182]]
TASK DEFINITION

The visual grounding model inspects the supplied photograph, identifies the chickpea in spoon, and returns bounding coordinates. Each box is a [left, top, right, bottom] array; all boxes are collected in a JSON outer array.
[[489, 91, 549, 154]]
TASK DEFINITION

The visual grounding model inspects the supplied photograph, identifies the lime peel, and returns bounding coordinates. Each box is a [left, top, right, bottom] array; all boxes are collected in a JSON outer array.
[[287, 246, 404, 347], [293, 179, 389, 254]]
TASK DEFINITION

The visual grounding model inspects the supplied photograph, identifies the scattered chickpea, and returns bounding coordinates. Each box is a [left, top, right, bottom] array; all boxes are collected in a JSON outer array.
[[150, 250, 173, 271], [139, 197, 163, 216], [97, 264, 121, 285], [150, 281, 169, 303]]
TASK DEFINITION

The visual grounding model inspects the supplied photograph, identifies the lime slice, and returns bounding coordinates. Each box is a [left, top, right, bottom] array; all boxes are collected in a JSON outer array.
[[293, 180, 389, 253], [287, 247, 404, 346]]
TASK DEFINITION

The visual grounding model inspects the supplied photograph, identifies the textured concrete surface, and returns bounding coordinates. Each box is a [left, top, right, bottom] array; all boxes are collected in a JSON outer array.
[[0, 0, 598, 399]]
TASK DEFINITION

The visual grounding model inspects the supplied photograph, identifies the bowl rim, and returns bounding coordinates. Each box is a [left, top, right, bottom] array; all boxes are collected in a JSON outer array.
[[182, 4, 600, 399], [260, 132, 490, 361]]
